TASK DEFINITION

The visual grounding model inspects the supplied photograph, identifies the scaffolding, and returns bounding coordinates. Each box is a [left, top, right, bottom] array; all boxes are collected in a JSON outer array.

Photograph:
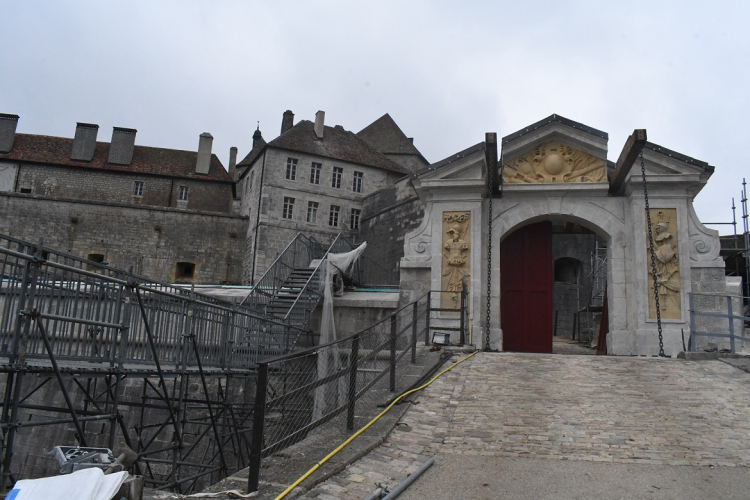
[[0, 233, 302, 494], [576, 240, 607, 345]]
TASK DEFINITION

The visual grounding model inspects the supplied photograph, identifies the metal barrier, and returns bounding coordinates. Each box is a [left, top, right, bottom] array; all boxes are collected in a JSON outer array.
[[247, 293, 431, 493], [689, 292, 750, 352], [0, 233, 309, 494]]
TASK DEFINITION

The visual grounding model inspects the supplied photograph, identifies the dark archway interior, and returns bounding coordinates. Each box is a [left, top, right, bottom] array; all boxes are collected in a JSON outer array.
[[550, 221, 607, 347]]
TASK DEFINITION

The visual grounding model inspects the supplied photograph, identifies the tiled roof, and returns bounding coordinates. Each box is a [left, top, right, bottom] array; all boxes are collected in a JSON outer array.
[[0, 134, 232, 182], [239, 120, 409, 175], [237, 139, 266, 168], [356, 114, 427, 162]]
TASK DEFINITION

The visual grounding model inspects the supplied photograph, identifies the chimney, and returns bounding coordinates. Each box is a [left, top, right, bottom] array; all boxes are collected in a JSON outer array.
[[108, 127, 137, 165], [0, 114, 19, 153], [228, 146, 238, 181], [280, 110, 294, 135], [196, 132, 213, 175], [314, 110, 325, 140], [71, 123, 99, 162], [252, 125, 263, 149]]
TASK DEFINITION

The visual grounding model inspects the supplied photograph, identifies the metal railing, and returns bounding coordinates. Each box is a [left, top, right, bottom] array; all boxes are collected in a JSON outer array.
[[0, 232, 317, 493], [0, 234, 304, 369], [247, 292, 432, 494], [689, 292, 750, 352]]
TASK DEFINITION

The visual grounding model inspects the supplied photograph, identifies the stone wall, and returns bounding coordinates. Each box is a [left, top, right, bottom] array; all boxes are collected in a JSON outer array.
[[241, 147, 407, 284], [0, 193, 247, 284], [15, 163, 233, 213], [360, 178, 423, 286]]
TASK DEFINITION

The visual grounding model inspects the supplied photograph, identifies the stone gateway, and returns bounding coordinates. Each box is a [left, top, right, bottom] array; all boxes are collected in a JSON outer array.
[[401, 114, 725, 356]]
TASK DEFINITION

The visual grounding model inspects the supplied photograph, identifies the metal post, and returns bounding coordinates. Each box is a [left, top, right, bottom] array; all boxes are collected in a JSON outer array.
[[347, 334, 359, 430], [460, 286, 466, 346], [390, 315, 397, 392], [411, 302, 418, 364], [728, 296, 736, 353], [33, 318, 88, 446], [689, 293, 696, 352], [248, 362, 268, 492], [190, 334, 228, 475], [425, 291, 431, 346]]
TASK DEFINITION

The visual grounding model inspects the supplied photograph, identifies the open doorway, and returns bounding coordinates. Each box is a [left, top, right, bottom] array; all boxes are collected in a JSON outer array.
[[501, 220, 607, 354]]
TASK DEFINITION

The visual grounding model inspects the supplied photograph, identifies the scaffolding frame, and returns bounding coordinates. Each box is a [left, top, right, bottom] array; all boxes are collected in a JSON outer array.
[[0, 233, 299, 494]]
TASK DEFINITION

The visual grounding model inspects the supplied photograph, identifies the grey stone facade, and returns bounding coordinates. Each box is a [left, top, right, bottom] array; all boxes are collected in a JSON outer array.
[[0, 193, 247, 284], [238, 112, 424, 284]]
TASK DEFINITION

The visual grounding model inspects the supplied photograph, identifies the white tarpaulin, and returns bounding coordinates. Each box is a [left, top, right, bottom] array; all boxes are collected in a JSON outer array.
[[7, 468, 128, 500], [313, 242, 367, 421]]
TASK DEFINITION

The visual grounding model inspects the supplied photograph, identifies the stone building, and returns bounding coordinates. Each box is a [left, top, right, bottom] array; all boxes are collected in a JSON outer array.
[[236, 110, 426, 283], [0, 113, 246, 283], [401, 114, 728, 356]]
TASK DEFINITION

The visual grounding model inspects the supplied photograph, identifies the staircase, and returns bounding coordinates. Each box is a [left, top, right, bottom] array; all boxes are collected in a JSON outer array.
[[239, 233, 355, 359], [266, 267, 315, 319]]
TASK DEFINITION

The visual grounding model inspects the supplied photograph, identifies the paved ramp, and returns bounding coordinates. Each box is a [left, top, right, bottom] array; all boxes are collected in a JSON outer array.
[[299, 352, 750, 499]]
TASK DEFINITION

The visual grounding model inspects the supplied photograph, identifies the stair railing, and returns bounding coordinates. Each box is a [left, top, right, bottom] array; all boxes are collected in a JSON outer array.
[[278, 234, 356, 349], [239, 233, 320, 313]]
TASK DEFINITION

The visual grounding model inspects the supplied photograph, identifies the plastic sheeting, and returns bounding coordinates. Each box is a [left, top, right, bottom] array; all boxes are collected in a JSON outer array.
[[313, 242, 367, 421], [7, 468, 128, 500]]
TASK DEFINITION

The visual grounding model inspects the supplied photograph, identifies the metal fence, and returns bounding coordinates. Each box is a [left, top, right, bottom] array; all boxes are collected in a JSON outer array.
[[247, 292, 432, 494], [689, 292, 750, 352], [0, 233, 311, 493]]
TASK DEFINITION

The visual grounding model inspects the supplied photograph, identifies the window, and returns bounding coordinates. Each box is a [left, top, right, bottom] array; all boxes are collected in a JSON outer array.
[[554, 257, 580, 284], [178, 186, 188, 201], [133, 181, 144, 197], [307, 201, 319, 223], [350, 208, 361, 230], [86, 253, 105, 272], [282, 197, 295, 219], [328, 205, 340, 227], [352, 171, 363, 193], [332, 167, 343, 189], [175, 262, 196, 283], [286, 157, 298, 180], [310, 162, 321, 184]]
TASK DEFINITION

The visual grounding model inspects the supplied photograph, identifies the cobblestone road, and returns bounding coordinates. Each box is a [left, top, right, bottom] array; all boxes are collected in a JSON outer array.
[[298, 352, 750, 499]]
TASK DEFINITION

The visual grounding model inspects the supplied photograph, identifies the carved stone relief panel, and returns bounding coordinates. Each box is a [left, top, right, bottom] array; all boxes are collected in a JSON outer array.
[[503, 141, 606, 184], [646, 208, 681, 320], [441, 211, 470, 308]]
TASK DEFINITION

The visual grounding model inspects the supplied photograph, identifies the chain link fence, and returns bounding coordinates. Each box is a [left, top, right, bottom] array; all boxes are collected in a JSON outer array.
[[247, 292, 431, 494]]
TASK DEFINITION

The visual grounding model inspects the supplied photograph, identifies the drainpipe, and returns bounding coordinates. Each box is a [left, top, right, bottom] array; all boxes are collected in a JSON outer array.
[[250, 150, 267, 285]]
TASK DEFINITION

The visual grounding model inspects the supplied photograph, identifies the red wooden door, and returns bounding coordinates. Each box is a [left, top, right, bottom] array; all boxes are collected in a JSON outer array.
[[501, 221, 553, 353]]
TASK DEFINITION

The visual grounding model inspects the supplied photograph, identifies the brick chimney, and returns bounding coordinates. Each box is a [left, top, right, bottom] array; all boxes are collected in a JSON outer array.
[[228, 146, 238, 181], [71, 123, 99, 162], [314, 111, 325, 140], [280, 110, 294, 135], [196, 132, 213, 175], [0, 114, 19, 153], [108, 127, 137, 165]]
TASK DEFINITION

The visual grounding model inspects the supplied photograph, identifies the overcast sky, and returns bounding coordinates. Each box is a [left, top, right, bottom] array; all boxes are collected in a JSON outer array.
[[2, 1, 748, 233]]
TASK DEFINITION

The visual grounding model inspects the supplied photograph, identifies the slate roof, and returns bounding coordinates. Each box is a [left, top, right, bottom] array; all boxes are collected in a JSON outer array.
[[356, 114, 427, 162], [644, 141, 714, 172], [237, 120, 409, 176], [414, 142, 485, 177], [0, 133, 232, 182], [502, 114, 608, 144]]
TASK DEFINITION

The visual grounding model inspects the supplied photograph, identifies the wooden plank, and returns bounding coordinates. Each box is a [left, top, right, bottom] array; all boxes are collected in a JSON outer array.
[[484, 132, 499, 196], [609, 129, 647, 194]]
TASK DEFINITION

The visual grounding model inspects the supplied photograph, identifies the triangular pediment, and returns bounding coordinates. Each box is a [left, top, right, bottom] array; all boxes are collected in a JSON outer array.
[[503, 140, 606, 184], [414, 142, 486, 182]]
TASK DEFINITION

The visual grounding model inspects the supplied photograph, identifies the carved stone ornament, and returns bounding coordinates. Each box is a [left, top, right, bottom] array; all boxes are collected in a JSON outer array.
[[441, 211, 470, 308], [502, 141, 606, 184], [687, 203, 721, 262], [646, 208, 681, 320]]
